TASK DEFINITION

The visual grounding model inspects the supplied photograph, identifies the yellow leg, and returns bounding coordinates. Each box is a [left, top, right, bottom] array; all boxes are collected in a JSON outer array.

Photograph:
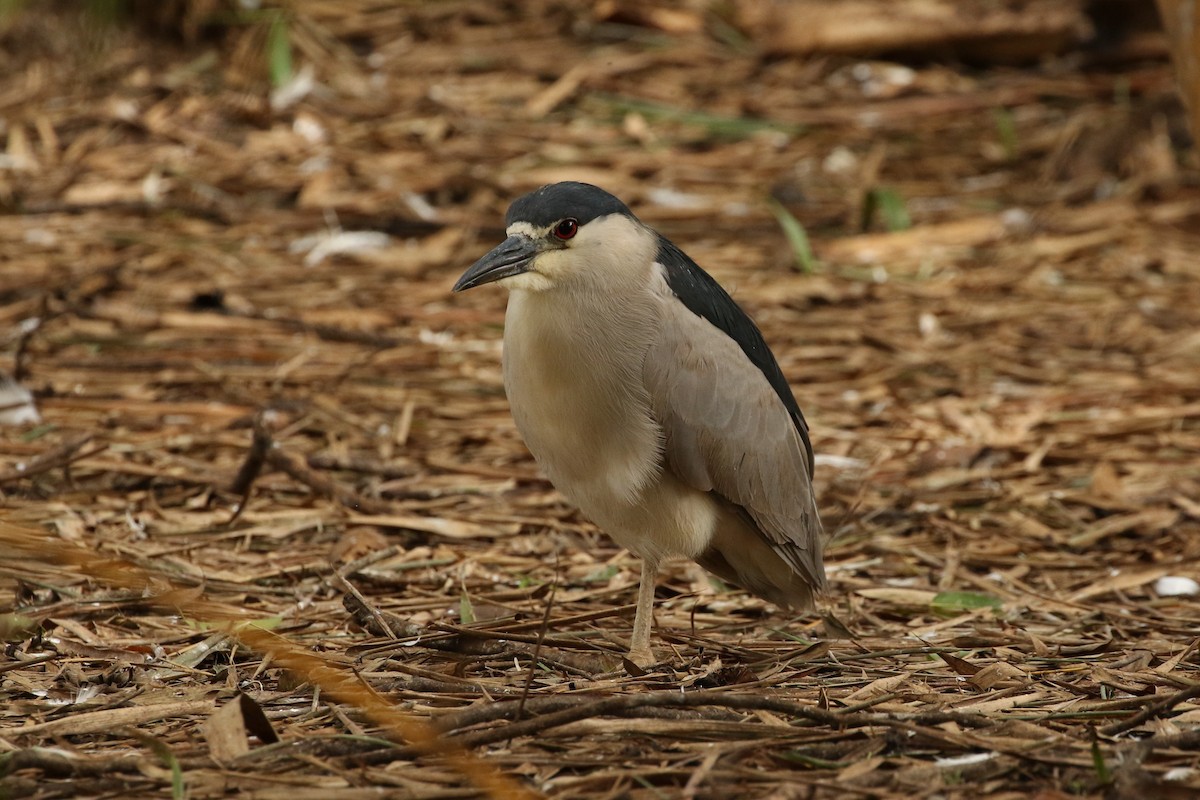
[[628, 557, 659, 667]]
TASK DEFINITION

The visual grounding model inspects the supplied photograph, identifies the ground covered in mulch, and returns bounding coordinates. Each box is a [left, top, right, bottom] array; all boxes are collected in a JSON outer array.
[[2, 2, 1200, 798]]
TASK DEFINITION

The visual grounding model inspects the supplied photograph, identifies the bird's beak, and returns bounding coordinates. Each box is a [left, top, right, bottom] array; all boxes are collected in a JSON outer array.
[[453, 235, 542, 292]]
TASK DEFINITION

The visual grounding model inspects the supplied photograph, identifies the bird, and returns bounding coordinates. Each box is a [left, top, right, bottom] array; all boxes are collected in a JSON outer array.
[[453, 182, 826, 666]]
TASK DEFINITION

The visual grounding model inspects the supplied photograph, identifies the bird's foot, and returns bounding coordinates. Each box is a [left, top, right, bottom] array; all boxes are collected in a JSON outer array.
[[623, 646, 664, 674]]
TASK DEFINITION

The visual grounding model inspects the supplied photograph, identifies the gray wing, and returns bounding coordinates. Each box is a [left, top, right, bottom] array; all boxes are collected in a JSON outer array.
[[644, 290, 826, 591]]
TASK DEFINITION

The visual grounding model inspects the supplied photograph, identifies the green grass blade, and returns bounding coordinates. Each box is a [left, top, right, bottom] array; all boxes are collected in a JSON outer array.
[[129, 731, 185, 800], [993, 107, 1018, 160], [767, 198, 818, 273], [459, 590, 475, 624], [931, 591, 1003, 613], [1090, 736, 1111, 784], [267, 12, 293, 88], [871, 187, 911, 231], [0, 0, 28, 23]]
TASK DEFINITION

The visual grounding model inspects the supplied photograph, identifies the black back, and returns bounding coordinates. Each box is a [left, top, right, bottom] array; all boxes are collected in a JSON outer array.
[[506, 182, 634, 228], [656, 235, 815, 473]]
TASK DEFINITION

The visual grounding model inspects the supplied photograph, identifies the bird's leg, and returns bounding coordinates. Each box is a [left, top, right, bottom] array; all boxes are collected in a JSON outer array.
[[628, 556, 659, 667]]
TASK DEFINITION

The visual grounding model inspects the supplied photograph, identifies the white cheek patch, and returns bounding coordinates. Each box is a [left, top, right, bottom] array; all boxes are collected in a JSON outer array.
[[506, 222, 542, 239]]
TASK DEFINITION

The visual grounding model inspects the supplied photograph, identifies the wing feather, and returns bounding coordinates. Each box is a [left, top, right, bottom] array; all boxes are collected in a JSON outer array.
[[645, 264, 826, 590]]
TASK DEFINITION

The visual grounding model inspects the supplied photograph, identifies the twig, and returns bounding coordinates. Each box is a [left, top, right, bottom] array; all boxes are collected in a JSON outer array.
[[511, 565, 560, 738], [228, 409, 396, 522], [430, 695, 741, 736], [681, 750, 720, 800], [1126, 729, 1200, 752], [338, 545, 402, 578], [229, 412, 274, 496], [12, 304, 44, 383], [227, 411, 274, 522], [420, 628, 621, 654], [1099, 683, 1200, 736], [333, 572, 397, 640], [433, 603, 639, 637], [449, 691, 986, 749], [2, 748, 144, 777], [267, 443, 394, 514], [451, 693, 838, 748], [0, 653, 58, 674], [306, 452, 418, 479], [0, 435, 103, 486]]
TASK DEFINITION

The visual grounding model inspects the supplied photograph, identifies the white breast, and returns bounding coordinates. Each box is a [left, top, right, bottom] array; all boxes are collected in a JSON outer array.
[[502, 281, 720, 561], [503, 287, 662, 507]]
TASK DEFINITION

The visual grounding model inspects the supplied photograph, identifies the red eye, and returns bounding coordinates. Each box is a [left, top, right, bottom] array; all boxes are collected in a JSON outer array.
[[553, 218, 578, 240]]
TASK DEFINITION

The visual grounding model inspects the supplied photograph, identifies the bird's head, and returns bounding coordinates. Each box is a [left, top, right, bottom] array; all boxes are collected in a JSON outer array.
[[453, 182, 656, 293]]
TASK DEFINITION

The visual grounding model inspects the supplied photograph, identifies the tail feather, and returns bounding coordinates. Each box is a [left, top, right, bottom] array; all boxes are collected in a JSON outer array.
[[695, 510, 820, 610]]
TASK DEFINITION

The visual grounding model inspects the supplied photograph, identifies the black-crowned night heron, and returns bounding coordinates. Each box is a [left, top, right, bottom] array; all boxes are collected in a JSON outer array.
[[453, 182, 826, 665]]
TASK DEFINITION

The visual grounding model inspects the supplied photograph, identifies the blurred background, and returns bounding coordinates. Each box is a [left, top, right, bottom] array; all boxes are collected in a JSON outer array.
[[2, 1, 1200, 798]]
